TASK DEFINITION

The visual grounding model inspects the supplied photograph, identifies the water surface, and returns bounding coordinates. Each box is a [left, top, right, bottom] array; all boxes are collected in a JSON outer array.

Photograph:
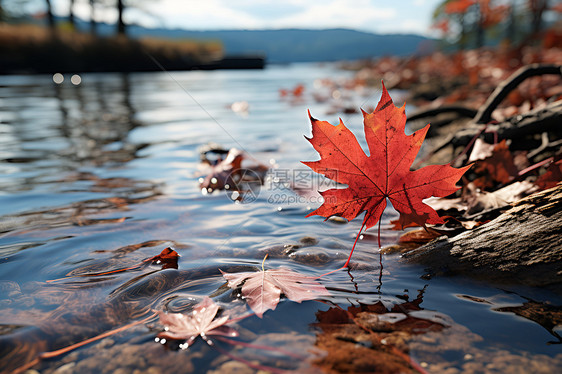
[[1, 64, 561, 373]]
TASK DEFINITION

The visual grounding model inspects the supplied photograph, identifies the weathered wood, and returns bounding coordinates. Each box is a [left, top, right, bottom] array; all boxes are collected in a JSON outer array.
[[473, 64, 562, 125], [402, 184, 562, 289], [408, 105, 478, 122], [419, 64, 562, 158], [452, 100, 562, 147], [426, 100, 562, 157]]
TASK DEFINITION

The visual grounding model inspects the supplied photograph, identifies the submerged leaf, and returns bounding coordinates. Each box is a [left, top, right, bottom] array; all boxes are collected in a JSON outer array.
[[157, 297, 238, 347], [47, 247, 180, 283]]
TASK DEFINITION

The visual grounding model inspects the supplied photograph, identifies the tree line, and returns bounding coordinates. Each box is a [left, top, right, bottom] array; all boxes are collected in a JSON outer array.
[[0, 0, 137, 36], [432, 0, 560, 49]]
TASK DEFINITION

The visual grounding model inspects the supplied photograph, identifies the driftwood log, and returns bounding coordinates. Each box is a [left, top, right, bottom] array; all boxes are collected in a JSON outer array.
[[402, 184, 562, 290], [407, 105, 478, 122], [408, 64, 562, 126], [472, 64, 562, 125], [411, 64, 562, 156], [451, 99, 562, 148]]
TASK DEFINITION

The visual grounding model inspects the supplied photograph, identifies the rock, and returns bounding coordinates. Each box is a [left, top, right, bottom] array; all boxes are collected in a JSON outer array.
[[402, 184, 562, 290], [299, 236, 319, 246], [97, 338, 115, 349], [53, 362, 76, 374], [145, 367, 161, 374], [289, 248, 331, 265], [206, 361, 254, 374]]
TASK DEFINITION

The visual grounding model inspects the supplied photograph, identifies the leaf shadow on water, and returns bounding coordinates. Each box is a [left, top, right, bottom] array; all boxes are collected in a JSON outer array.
[[458, 292, 562, 345]]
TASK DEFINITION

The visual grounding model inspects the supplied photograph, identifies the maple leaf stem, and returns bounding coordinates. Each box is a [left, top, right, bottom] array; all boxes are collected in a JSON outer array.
[[378, 218, 382, 249], [13, 313, 157, 373], [317, 265, 345, 278], [518, 156, 553, 176], [318, 217, 372, 278], [343, 219, 367, 268]]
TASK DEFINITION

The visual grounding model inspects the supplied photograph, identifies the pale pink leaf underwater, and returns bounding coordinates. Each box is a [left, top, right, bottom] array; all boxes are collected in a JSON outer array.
[[157, 297, 238, 346]]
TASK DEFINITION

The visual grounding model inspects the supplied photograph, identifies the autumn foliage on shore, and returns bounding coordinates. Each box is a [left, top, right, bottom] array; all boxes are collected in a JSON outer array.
[[340, 44, 561, 112]]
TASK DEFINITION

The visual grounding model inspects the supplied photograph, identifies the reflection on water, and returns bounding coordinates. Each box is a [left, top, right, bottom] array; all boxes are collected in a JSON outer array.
[[52, 75, 146, 165], [0, 65, 561, 373], [1, 74, 141, 170]]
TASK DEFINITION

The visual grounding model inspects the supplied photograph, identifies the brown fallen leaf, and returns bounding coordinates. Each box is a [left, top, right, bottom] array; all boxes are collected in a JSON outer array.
[[389, 219, 422, 230], [390, 197, 469, 230], [535, 157, 562, 190], [199, 148, 268, 199], [425, 196, 468, 213], [157, 297, 238, 348], [200, 148, 244, 192], [429, 216, 488, 237], [464, 180, 537, 215], [150, 246, 180, 263], [472, 140, 519, 189], [398, 227, 442, 244], [468, 138, 495, 162]]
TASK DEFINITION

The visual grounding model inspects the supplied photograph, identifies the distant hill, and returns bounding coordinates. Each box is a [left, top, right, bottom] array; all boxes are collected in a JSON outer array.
[[129, 28, 435, 63], [73, 21, 435, 63]]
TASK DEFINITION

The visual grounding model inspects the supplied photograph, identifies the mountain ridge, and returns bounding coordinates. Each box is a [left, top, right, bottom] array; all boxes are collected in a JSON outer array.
[[130, 27, 435, 63], [72, 20, 435, 63]]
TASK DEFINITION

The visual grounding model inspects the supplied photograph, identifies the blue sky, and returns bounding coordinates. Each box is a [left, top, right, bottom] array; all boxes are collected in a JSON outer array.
[[52, 0, 443, 36]]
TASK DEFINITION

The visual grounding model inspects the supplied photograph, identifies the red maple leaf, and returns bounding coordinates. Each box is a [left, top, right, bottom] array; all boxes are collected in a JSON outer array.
[[303, 82, 469, 266], [221, 266, 329, 318]]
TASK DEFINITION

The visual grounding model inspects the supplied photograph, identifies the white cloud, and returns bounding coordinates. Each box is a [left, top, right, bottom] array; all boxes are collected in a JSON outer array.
[[398, 19, 428, 34], [269, 0, 397, 30], [147, 0, 262, 29], [50, 0, 438, 35], [144, 0, 397, 32]]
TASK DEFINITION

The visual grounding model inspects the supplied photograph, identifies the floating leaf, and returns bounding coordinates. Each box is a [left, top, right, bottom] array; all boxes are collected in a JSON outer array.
[[303, 82, 469, 267], [303, 82, 469, 231], [221, 265, 329, 318]]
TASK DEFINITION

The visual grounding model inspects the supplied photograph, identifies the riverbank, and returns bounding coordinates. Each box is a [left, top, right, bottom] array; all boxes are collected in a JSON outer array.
[[0, 24, 264, 74]]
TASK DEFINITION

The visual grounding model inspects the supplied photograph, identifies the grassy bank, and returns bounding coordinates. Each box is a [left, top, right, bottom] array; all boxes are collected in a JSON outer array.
[[0, 24, 223, 74]]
